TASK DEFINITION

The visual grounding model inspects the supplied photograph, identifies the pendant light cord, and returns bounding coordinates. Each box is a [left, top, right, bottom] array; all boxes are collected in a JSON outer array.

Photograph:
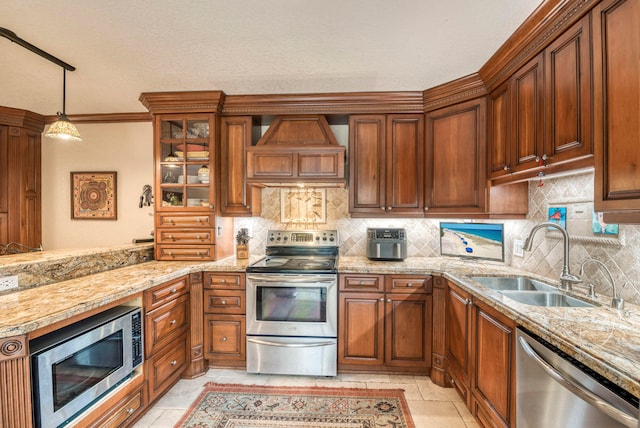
[[62, 69, 67, 115]]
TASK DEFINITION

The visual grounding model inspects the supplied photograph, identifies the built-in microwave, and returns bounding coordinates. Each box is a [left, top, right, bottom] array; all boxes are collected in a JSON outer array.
[[30, 305, 143, 428]]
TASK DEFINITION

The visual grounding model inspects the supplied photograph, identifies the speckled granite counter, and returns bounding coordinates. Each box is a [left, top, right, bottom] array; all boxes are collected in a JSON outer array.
[[0, 255, 259, 338], [1, 252, 638, 401], [339, 256, 640, 399]]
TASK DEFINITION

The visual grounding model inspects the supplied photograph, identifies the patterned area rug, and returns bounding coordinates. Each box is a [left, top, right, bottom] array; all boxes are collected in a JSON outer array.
[[175, 382, 415, 428]]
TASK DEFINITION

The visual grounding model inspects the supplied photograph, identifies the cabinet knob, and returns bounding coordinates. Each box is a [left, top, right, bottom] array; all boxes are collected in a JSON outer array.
[[221, 279, 226, 283], [503, 165, 509, 171], [170, 319, 177, 325], [450, 378, 456, 386], [387, 298, 391, 303], [127, 408, 135, 415], [381, 207, 386, 211], [221, 337, 227, 342], [167, 251, 173, 256], [170, 360, 177, 366], [196, 251, 202, 256], [167, 234, 174, 240], [380, 298, 384, 302], [387, 206, 392, 211], [196, 218, 202, 223], [221, 300, 227, 305], [171, 288, 177, 293], [407, 283, 413, 287], [196, 234, 201, 239], [465, 298, 473, 306]]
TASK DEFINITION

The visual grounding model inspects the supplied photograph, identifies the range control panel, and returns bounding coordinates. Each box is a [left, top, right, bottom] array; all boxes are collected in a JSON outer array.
[[267, 230, 338, 246]]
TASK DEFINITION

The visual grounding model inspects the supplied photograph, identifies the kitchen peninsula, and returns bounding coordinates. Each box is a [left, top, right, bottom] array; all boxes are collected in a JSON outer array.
[[1, 244, 638, 427]]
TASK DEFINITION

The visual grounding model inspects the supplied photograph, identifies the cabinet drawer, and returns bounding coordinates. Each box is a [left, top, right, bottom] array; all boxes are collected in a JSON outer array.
[[156, 213, 214, 228], [204, 272, 245, 289], [156, 245, 215, 261], [204, 290, 245, 314], [145, 294, 190, 356], [147, 333, 189, 402], [93, 384, 146, 428], [386, 275, 432, 294], [339, 274, 385, 292], [156, 228, 215, 244], [204, 314, 246, 362], [144, 276, 189, 311]]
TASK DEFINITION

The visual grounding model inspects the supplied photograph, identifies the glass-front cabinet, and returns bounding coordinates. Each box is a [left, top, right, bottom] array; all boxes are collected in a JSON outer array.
[[157, 114, 215, 210]]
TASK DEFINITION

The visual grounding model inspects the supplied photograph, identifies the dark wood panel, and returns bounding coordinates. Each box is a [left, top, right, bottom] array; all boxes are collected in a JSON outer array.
[[349, 115, 386, 213], [203, 314, 246, 363], [446, 284, 472, 384], [385, 294, 431, 368], [487, 81, 511, 177], [338, 292, 385, 366], [593, 0, 640, 211]]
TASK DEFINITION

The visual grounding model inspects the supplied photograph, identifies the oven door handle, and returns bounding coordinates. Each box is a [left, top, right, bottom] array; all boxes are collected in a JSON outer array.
[[518, 336, 638, 427], [247, 338, 335, 348], [247, 275, 335, 284]]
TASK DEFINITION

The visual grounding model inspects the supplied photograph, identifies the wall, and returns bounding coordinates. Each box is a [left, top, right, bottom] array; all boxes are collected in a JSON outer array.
[[41, 122, 155, 250], [235, 170, 640, 305]]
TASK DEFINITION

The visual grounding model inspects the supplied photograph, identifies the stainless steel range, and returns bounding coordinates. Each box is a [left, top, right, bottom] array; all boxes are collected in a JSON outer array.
[[246, 230, 338, 376]]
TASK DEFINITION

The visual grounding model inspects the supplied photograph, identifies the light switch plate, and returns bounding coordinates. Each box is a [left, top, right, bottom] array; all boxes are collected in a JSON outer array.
[[513, 239, 524, 257], [0, 275, 19, 291]]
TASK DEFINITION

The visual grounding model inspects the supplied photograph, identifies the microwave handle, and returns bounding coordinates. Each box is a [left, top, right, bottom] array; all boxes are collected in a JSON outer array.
[[376, 243, 381, 258]]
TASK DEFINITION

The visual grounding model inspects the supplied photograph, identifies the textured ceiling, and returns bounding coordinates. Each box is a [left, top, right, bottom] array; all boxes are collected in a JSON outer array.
[[0, 0, 542, 115]]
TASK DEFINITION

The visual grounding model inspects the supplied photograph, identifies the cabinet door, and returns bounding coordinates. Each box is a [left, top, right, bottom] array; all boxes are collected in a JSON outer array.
[[386, 114, 424, 215], [446, 283, 472, 404], [146, 332, 189, 403], [338, 292, 385, 366], [471, 300, 515, 428], [220, 116, 260, 216], [349, 115, 386, 215], [544, 14, 593, 165], [203, 314, 246, 364], [487, 82, 511, 178], [155, 114, 215, 211], [511, 52, 544, 172], [425, 99, 486, 215], [593, 0, 640, 213], [385, 293, 431, 368]]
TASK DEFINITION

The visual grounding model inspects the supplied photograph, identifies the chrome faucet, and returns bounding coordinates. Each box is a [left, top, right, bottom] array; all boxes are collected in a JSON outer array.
[[523, 222, 581, 291]]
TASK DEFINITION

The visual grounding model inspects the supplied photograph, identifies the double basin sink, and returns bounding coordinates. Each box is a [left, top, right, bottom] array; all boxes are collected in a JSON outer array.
[[470, 276, 596, 308]]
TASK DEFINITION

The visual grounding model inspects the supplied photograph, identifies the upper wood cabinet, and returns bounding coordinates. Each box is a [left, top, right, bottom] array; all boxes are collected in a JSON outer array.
[[349, 114, 424, 217], [219, 116, 261, 216], [0, 107, 43, 249], [544, 14, 593, 166], [488, 14, 594, 184], [139, 91, 234, 261], [425, 98, 486, 215], [593, 0, 640, 220]]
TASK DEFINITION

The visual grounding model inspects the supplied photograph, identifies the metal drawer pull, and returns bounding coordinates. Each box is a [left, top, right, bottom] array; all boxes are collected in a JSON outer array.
[[221, 337, 227, 341], [170, 360, 177, 366], [170, 319, 177, 325], [248, 338, 335, 348], [167, 234, 173, 240], [518, 336, 637, 427], [221, 300, 227, 305], [407, 283, 413, 287], [196, 234, 201, 239], [127, 408, 135, 415], [379, 298, 384, 302], [171, 288, 177, 293], [221, 279, 226, 283]]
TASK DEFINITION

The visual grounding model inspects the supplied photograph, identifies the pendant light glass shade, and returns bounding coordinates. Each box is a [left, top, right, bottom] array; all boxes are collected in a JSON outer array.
[[45, 112, 82, 141], [44, 69, 82, 141]]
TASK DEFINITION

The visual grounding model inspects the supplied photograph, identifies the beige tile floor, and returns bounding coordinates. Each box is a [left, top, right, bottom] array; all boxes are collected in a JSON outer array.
[[133, 368, 479, 428]]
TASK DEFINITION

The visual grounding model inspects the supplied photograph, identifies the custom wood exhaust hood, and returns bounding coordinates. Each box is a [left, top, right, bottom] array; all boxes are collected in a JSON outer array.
[[245, 115, 346, 187]]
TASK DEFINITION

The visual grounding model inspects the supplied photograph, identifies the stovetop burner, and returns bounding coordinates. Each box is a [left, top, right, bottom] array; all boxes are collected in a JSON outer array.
[[247, 230, 339, 274]]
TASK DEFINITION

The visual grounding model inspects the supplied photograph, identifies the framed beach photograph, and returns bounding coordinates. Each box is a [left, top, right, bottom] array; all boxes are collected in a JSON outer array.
[[440, 222, 504, 261], [70, 171, 117, 220]]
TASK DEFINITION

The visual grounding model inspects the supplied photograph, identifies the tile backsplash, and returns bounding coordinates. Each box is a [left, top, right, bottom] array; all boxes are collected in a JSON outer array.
[[235, 170, 640, 305]]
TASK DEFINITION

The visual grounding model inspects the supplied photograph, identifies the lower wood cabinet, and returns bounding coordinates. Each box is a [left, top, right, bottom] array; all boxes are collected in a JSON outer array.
[[78, 376, 147, 428], [445, 281, 516, 428], [143, 276, 191, 403], [203, 272, 246, 367], [338, 274, 432, 372]]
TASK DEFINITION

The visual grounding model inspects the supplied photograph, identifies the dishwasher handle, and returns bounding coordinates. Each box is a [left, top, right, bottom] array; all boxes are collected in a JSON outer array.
[[518, 336, 638, 428]]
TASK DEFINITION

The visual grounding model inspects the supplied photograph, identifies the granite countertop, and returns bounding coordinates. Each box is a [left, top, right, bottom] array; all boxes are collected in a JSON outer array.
[[1, 253, 638, 399]]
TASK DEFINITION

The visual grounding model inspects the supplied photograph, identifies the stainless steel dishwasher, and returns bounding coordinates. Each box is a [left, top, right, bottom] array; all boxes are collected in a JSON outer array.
[[516, 329, 639, 428]]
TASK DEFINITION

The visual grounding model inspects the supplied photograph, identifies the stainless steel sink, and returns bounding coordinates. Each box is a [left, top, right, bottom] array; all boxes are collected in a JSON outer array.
[[500, 290, 596, 308], [470, 276, 557, 292]]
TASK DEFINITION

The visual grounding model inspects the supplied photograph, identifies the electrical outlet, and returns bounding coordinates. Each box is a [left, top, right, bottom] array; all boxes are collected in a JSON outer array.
[[513, 239, 524, 258], [0, 275, 19, 291]]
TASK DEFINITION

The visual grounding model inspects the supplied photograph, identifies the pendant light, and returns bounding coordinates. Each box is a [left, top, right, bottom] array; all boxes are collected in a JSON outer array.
[[44, 68, 82, 141], [0, 28, 82, 141]]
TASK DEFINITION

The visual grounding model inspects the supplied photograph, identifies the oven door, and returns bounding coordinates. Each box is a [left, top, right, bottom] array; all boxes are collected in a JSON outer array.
[[246, 274, 337, 338]]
